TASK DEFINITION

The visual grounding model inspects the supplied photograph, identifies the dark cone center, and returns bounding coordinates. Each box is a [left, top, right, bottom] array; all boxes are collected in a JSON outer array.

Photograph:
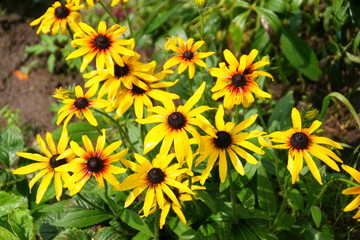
[[147, 168, 165, 184], [55, 6, 70, 19], [290, 132, 309, 150], [231, 74, 246, 87], [213, 131, 232, 149], [49, 154, 67, 169], [94, 35, 111, 50], [87, 157, 104, 173], [183, 51, 194, 60], [131, 84, 147, 95], [114, 63, 130, 78], [74, 97, 89, 109], [167, 112, 186, 130]]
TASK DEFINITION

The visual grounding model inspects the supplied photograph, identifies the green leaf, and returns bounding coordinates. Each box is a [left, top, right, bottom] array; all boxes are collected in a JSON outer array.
[[231, 223, 257, 240], [119, 209, 153, 237], [196, 190, 218, 213], [255, 7, 282, 34], [246, 219, 278, 240], [264, 0, 286, 13], [319, 92, 360, 129], [230, 10, 251, 52], [350, 0, 360, 27], [38, 223, 59, 240], [0, 191, 27, 218], [268, 91, 294, 132], [52, 210, 113, 228], [133, 231, 152, 240], [280, 28, 323, 81], [310, 206, 322, 228], [288, 189, 304, 211], [257, 162, 277, 217], [53, 228, 88, 240], [47, 54, 56, 73], [92, 226, 126, 240], [0, 226, 19, 240], [0, 126, 24, 167], [167, 217, 202, 240], [8, 209, 35, 240], [237, 188, 255, 211], [143, 3, 181, 34], [277, 214, 296, 230], [52, 123, 107, 144]]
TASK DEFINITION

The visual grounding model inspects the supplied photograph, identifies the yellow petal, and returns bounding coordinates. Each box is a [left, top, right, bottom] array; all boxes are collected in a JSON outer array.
[[291, 108, 302, 131], [223, 49, 239, 67], [36, 171, 54, 204], [303, 150, 322, 185]]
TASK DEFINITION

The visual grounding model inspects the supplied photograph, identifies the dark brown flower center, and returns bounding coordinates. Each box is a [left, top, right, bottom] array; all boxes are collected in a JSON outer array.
[[55, 6, 70, 19], [164, 188, 180, 203], [114, 63, 130, 78], [87, 157, 104, 173], [231, 74, 246, 87], [290, 132, 309, 150], [131, 84, 147, 95], [167, 112, 186, 129], [49, 154, 67, 169], [94, 35, 111, 50], [74, 97, 89, 109], [213, 131, 232, 149], [147, 168, 165, 184], [183, 51, 194, 60]]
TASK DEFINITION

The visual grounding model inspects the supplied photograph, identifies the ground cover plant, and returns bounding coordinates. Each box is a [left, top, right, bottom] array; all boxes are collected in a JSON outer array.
[[1, 0, 360, 239]]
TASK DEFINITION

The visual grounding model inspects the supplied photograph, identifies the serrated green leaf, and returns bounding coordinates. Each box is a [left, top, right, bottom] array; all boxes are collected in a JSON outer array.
[[0, 126, 24, 167], [0, 191, 27, 218], [53, 228, 88, 240], [52, 210, 113, 228], [257, 162, 277, 217], [0, 226, 19, 240], [280, 28, 322, 81], [310, 206, 322, 228], [119, 209, 153, 237], [8, 209, 35, 240]]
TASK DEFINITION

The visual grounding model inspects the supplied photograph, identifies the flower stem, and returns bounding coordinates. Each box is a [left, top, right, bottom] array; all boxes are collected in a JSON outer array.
[[124, 3, 134, 39], [99, 0, 118, 24], [227, 164, 238, 225], [154, 205, 160, 240], [77, 192, 113, 215], [254, 97, 268, 132]]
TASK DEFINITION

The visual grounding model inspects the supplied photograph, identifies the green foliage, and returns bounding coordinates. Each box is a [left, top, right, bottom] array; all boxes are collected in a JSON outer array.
[[0, 126, 24, 168]]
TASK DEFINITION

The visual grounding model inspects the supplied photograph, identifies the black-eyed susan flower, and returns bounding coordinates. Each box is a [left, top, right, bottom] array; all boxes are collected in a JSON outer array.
[[109, 63, 179, 120], [83, 49, 157, 100], [30, 0, 83, 35], [209, 49, 273, 109], [56, 85, 108, 127], [267, 107, 343, 185], [195, 105, 264, 184], [163, 37, 214, 79], [56, 129, 128, 195], [13, 129, 75, 204], [116, 153, 193, 216], [66, 21, 135, 73], [136, 82, 213, 168], [53, 87, 72, 100], [341, 164, 360, 221]]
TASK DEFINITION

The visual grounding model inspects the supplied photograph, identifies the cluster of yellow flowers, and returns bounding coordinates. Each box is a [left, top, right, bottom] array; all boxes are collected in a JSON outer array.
[[13, 0, 359, 229]]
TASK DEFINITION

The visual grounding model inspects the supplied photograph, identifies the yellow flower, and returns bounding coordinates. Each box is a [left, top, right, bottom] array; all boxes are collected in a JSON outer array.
[[53, 87, 72, 100], [341, 164, 360, 221], [137, 82, 213, 168], [117, 153, 193, 216], [30, 0, 83, 35], [13, 129, 75, 204], [56, 85, 109, 127], [109, 62, 179, 120], [111, 0, 129, 6], [209, 49, 273, 109], [83, 47, 157, 100], [56, 129, 128, 195], [267, 108, 343, 184], [164, 36, 177, 51], [194, 0, 205, 6], [163, 37, 214, 79], [195, 105, 264, 183], [305, 108, 319, 121], [66, 21, 135, 74]]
